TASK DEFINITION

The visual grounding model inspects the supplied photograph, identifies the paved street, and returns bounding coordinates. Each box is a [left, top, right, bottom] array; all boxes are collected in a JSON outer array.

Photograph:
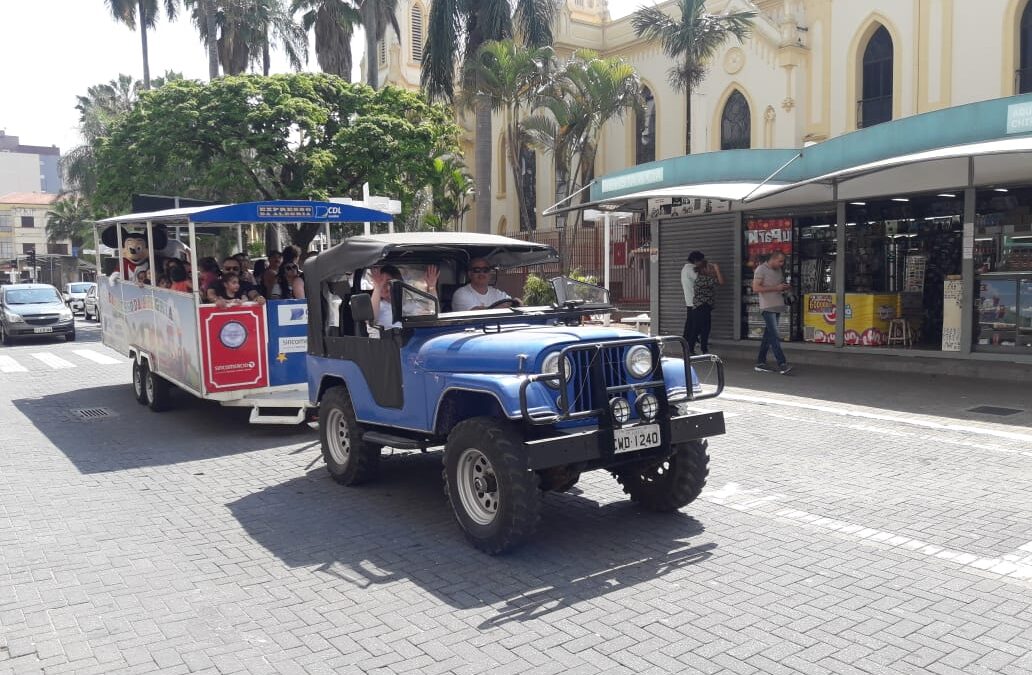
[[2, 320, 1031, 674]]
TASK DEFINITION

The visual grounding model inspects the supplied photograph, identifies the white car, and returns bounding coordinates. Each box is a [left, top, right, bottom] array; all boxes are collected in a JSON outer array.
[[64, 282, 96, 314]]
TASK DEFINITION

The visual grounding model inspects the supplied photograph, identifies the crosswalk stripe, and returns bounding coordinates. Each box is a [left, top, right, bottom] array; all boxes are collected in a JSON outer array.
[[0, 355, 28, 373], [73, 349, 122, 365], [30, 353, 75, 369]]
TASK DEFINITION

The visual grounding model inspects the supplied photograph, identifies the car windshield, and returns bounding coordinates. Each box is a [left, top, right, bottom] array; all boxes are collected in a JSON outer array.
[[551, 277, 611, 307], [68, 283, 93, 294], [5, 288, 63, 304]]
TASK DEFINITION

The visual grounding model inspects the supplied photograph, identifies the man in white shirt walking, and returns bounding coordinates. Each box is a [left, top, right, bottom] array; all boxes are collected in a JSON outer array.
[[451, 258, 518, 311]]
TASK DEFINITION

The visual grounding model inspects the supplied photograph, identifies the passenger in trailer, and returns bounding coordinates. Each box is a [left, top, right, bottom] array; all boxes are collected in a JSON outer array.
[[206, 273, 266, 308]]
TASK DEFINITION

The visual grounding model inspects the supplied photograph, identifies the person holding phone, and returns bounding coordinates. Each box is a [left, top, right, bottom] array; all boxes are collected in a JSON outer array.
[[752, 251, 792, 374]]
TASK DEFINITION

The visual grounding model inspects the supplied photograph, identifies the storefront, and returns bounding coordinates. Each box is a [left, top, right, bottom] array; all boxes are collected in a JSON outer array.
[[553, 93, 1032, 368]]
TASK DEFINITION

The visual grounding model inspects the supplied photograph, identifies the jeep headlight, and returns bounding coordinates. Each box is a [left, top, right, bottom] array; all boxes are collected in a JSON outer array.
[[5, 310, 25, 323], [541, 351, 573, 388], [625, 345, 653, 378]]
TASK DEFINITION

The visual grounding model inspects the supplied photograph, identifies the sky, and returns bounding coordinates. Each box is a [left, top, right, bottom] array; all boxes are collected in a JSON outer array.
[[0, 0, 641, 157]]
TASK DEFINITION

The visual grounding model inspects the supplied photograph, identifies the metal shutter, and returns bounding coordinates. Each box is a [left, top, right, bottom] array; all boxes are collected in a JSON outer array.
[[658, 215, 737, 339]]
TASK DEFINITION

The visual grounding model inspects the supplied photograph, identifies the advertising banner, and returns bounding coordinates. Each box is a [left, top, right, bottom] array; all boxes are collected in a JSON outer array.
[[267, 299, 309, 387], [803, 293, 900, 346], [200, 305, 269, 392], [746, 218, 793, 268], [99, 279, 202, 392]]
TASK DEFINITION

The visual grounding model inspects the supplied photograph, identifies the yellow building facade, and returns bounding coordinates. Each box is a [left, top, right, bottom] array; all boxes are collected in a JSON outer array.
[[374, 0, 1032, 233]]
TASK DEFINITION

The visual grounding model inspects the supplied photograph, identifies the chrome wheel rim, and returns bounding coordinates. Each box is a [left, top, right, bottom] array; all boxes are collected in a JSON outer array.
[[325, 407, 350, 466], [456, 448, 498, 526]]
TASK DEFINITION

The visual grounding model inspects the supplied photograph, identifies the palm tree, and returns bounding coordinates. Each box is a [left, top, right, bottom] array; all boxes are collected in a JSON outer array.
[[361, 0, 401, 88], [523, 50, 642, 267], [422, 0, 557, 233], [103, 0, 180, 89], [185, 0, 307, 77], [466, 41, 553, 231], [292, 0, 361, 80], [632, 0, 755, 154], [46, 195, 94, 255]]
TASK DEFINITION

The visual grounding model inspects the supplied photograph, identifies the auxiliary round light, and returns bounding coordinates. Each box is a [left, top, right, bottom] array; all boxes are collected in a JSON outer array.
[[635, 393, 659, 422], [609, 397, 632, 424], [625, 345, 653, 378], [542, 352, 574, 388]]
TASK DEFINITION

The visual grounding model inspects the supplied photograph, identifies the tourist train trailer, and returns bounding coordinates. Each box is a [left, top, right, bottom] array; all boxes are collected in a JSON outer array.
[[94, 200, 394, 424]]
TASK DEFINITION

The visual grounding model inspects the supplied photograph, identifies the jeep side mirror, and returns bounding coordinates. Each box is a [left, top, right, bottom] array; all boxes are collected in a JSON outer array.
[[350, 293, 374, 323]]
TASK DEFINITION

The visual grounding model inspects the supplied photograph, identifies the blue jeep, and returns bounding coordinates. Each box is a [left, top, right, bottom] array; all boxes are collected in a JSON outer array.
[[304, 233, 725, 554]]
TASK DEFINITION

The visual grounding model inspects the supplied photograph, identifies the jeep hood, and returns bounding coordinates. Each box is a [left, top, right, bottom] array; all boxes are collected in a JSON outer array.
[[417, 324, 646, 373]]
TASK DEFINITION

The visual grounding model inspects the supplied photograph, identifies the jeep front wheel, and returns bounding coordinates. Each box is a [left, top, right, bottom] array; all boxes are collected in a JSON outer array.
[[613, 440, 709, 512], [443, 417, 540, 555], [319, 386, 380, 485]]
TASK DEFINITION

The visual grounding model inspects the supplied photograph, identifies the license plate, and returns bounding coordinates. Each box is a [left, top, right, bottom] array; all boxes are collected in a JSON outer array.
[[33, 327, 54, 333], [613, 423, 661, 454]]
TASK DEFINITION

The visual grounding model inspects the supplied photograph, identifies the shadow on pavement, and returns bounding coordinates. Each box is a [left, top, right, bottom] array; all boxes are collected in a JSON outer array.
[[228, 451, 716, 625], [12, 384, 315, 474], [710, 357, 1032, 429]]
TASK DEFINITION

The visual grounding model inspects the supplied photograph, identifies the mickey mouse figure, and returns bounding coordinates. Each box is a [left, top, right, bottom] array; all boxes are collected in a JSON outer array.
[[101, 225, 168, 281]]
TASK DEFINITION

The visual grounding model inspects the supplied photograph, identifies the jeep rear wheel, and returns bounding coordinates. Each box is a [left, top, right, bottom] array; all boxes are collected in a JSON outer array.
[[613, 440, 709, 512], [443, 417, 540, 555], [319, 386, 380, 485]]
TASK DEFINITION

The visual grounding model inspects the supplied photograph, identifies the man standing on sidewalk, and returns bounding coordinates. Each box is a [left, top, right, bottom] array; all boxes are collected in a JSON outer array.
[[752, 251, 792, 374], [681, 255, 698, 347]]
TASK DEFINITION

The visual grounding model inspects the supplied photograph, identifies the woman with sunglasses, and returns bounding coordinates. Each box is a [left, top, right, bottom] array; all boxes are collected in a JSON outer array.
[[451, 257, 519, 311], [269, 261, 305, 299]]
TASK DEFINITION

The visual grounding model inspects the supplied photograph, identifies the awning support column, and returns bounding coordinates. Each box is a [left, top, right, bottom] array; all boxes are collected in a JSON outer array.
[[834, 187, 846, 348], [732, 211, 743, 340], [960, 183, 976, 355]]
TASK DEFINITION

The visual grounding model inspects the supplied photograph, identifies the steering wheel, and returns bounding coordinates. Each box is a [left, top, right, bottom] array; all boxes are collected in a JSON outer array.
[[487, 298, 521, 309]]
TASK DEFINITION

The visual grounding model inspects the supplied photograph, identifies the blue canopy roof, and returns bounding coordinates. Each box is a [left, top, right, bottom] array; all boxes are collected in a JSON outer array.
[[99, 200, 394, 226]]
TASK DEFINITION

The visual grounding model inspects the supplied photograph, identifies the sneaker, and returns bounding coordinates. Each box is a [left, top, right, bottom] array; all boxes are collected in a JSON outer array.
[[778, 364, 793, 375], [754, 364, 773, 373]]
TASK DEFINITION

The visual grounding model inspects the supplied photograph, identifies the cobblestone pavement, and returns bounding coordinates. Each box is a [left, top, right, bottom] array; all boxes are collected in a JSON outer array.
[[1, 322, 1031, 674]]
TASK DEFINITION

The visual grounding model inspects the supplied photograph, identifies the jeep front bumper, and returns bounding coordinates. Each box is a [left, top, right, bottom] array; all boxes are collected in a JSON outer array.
[[524, 410, 725, 471]]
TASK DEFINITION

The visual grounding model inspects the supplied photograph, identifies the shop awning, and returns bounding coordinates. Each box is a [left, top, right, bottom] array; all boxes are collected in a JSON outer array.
[[745, 136, 1032, 204], [543, 182, 790, 217]]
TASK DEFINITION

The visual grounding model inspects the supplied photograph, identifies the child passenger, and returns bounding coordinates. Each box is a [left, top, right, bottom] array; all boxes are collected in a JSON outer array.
[[206, 273, 265, 308]]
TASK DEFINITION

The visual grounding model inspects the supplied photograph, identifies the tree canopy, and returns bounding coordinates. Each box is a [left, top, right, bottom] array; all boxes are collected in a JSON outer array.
[[93, 73, 462, 248]]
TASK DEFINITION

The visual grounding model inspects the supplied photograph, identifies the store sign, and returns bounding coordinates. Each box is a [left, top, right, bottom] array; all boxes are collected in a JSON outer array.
[[600, 168, 664, 195], [200, 305, 268, 392], [1006, 101, 1032, 134], [745, 218, 793, 267]]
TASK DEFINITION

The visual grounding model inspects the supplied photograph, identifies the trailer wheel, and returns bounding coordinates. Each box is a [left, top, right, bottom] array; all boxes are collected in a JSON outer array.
[[443, 417, 540, 555], [132, 360, 149, 405], [319, 386, 380, 485], [145, 368, 173, 412], [612, 440, 709, 512]]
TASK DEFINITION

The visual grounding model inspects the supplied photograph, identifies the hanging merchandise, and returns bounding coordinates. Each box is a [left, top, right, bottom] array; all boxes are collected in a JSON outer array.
[[903, 253, 927, 293]]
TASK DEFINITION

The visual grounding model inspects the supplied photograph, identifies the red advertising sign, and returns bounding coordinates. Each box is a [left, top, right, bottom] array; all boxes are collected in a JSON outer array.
[[612, 241, 627, 267], [745, 218, 793, 268], [200, 305, 269, 393]]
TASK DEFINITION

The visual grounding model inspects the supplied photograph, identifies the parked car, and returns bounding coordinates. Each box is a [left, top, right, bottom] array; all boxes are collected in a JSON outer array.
[[1, 283, 76, 344], [82, 284, 99, 321], [64, 282, 96, 314], [304, 233, 726, 554]]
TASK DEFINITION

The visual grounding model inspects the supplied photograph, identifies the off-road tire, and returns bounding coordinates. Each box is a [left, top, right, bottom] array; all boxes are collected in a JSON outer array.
[[145, 368, 173, 412], [613, 440, 709, 512], [443, 417, 540, 555], [132, 360, 149, 405], [319, 386, 380, 486]]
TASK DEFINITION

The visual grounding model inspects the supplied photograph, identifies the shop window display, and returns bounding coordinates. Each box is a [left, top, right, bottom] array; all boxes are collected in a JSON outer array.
[[973, 186, 1032, 352], [742, 217, 795, 341]]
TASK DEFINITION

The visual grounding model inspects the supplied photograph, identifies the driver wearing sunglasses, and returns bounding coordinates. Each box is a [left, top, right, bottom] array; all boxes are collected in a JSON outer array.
[[451, 257, 520, 311]]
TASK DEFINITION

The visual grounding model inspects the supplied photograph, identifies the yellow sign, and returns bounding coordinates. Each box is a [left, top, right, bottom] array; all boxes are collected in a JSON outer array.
[[803, 293, 900, 346]]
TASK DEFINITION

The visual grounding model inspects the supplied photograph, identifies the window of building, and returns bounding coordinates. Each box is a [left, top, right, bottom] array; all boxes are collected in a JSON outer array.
[[720, 90, 751, 150], [21, 216, 34, 228], [635, 87, 656, 165], [520, 146, 537, 231], [498, 136, 507, 196], [0, 243, 12, 259], [859, 26, 893, 128], [1020, 3, 1032, 93], [411, 4, 424, 63], [22, 244, 35, 254], [47, 243, 69, 255]]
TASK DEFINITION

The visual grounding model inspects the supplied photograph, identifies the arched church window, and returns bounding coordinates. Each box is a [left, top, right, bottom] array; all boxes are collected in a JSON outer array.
[[720, 90, 751, 150]]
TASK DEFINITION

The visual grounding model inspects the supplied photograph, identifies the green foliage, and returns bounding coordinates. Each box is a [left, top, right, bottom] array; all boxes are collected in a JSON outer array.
[[93, 73, 462, 249], [522, 273, 555, 307], [46, 195, 95, 254]]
